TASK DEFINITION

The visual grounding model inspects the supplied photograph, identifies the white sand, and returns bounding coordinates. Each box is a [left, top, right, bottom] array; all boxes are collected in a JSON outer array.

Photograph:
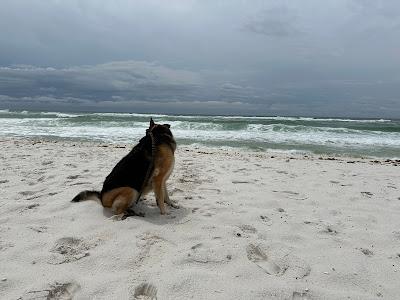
[[0, 137, 399, 299]]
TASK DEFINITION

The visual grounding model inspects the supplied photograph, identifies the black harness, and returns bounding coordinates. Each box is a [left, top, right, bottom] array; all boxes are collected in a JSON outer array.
[[135, 129, 156, 204]]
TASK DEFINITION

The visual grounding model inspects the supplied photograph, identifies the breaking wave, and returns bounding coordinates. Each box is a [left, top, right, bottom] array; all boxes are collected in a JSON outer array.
[[0, 110, 399, 158]]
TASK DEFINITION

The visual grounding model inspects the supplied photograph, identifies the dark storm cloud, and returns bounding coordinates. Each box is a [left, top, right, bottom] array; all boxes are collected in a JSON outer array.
[[2, 61, 399, 117], [0, 61, 267, 114], [0, 62, 201, 101]]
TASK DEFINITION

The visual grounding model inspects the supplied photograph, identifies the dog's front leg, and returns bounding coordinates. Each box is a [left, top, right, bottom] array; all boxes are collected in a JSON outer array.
[[164, 185, 179, 209], [153, 177, 166, 214]]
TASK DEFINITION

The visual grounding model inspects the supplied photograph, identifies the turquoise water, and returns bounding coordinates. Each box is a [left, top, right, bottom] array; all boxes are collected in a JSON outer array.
[[1, 109, 399, 158]]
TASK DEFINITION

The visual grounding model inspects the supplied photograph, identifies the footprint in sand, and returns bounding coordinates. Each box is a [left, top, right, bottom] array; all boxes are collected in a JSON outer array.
[[48, 237, 94, 265], [272, 190, 308, 201], [283, 255, 311, 280], [42, 160, 54, 166], [361, 191, 373, 198], [29, 225, 48, 233], [47, 282, 80, 300], [185, 242, 230, 265], [36, 175, 45, 182], [359, 248, 374, 256], [238, 224, 257, 234], [246, 244, 311, 279], [292, 291, 311, 300], [202, 212, 214, 217], [133, 283, 157, 300], [246, 244, 283, 276], [169, 188, 183, 196], [24, 282, 80, 300], [19, 190, 37, 197], [20, 203, 40, 213], [132, 233, 169, 267], [320, 225, 339, 235], [276, 170, 289, 174], [260, 215, 273, 226]]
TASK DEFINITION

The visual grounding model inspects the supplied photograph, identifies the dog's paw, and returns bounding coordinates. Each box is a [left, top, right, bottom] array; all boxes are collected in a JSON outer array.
[[108, 214, 124, 221], [169, 202, 180, 209], [121, 209, 145, 220]]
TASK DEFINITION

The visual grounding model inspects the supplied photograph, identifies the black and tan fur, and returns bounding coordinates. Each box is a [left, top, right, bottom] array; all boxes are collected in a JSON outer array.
[[72, 119, 176, 216]]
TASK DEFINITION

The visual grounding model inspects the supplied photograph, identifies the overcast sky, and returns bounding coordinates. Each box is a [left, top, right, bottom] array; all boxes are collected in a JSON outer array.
[[1, 0, 400, 117]]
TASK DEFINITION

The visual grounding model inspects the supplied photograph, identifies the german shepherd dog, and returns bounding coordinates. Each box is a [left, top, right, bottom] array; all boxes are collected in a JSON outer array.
[[72, 118, 177, 216]]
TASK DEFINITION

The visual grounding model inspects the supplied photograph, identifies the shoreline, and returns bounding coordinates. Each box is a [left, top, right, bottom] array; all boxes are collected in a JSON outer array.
[[1, 136, 400, 163], [1, 137, 399, 299]]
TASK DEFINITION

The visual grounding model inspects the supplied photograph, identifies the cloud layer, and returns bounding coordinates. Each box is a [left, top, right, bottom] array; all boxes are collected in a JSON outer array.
[[0, 0, 399, 117]]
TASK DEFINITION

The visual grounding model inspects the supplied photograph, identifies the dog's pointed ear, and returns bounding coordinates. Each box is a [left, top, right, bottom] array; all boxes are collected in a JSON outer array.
[[164, 124, 171, 128], [149, 118, 155, 129]]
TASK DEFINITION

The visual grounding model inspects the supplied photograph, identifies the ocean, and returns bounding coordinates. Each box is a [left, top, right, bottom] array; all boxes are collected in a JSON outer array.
[[1, 109, 399, 158]]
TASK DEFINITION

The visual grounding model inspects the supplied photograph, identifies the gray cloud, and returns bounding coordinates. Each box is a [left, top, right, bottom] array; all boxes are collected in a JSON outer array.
[[0, 61, 201, 101], [0, 61, 267, 114], [350, 0, 400, 18], [243, 6, 302, 37], [1, 60, 399, 118], [0, 0, 399, 117]]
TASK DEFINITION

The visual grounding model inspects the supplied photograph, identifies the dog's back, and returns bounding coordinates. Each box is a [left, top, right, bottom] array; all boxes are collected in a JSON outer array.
[[101, 135, 152, 196]]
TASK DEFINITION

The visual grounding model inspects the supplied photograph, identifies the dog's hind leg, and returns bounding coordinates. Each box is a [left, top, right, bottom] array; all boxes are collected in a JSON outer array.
[[102, 187, 137, 215], [112, 195, 131, 215]]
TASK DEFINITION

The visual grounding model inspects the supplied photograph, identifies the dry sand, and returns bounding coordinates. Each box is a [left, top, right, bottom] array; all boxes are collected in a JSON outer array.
[[0, 137, 399, 299]]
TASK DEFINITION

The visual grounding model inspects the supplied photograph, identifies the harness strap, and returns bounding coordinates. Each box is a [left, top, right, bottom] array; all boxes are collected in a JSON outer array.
[[135, 131, 156, 204]]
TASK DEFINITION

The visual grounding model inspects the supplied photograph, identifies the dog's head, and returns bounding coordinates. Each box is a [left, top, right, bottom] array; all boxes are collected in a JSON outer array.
[[147, 118, 173, 138]]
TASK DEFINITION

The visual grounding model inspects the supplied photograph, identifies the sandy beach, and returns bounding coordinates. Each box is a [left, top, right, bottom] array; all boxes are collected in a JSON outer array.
[[1, 137, 399, 299]]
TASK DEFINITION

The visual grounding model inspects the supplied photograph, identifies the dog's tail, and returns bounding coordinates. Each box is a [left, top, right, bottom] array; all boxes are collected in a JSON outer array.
[[71, 190, 101, 203]]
